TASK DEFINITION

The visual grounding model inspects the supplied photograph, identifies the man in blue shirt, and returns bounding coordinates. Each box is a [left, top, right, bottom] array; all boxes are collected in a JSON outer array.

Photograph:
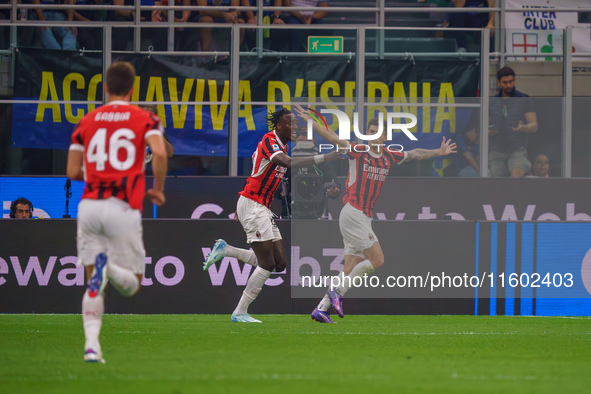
[[489, 66, 538, 177]]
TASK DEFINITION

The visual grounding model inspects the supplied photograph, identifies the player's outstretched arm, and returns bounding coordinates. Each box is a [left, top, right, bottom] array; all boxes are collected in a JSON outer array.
[[405, 136, 457, 162], [293, 104, 348, 150], [272, 150, 342, 169]]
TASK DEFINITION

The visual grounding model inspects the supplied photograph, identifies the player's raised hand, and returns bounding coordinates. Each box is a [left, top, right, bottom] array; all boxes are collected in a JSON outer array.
[[146, 189, 166, 206], [440, 136, 457, 156], [293, 104, 312, 121]]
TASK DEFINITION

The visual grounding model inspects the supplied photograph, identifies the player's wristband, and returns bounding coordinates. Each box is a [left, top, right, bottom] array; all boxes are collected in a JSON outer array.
[[314, 154, 325, 164]]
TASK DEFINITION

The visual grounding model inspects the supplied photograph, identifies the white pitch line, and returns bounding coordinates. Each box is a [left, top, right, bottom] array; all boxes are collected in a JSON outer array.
[[3, 373, 392, 383], [451, 373, 538, 381], [293, 331, 521, 336]]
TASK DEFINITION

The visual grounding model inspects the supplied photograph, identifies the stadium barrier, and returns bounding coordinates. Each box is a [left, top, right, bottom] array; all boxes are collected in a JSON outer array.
[[1, 219, 590, 316], [4, 176, 591, 221]]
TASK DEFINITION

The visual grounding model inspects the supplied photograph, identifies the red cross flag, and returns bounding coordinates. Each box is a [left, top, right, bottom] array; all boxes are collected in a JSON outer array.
[[512, 33, 538, 60]]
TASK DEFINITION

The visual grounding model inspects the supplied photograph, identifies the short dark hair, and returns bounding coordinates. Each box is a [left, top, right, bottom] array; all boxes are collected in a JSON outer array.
[[367, 116, 386, 131], [497, 66, 516, 81], [266, 108, 291, 131], [533, 152, 550, 163], [106, 61, 136, 96], [10, 197, 33, 218]]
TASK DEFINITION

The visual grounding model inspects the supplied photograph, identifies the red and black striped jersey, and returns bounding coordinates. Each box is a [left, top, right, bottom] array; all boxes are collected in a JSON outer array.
[[343, 142, 406, 217], [69, 101, 163, 210], [239, 130, 288, 208]]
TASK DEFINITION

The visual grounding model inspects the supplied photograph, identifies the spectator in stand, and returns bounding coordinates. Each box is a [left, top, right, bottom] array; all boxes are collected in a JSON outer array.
[[32, 0, 78, 50], [74, 0, 103, 50], [455, 124, 479, 177], [242, 0, 285, 51], [282, 0, 328, 52], [151, 0, 194, 51], [109, 0, 166, 51], [0, 0, 9, 49], [0, 0, 9, 21], [241, 0, 256, 49], [173, 0, 203, 51], [488, 66, 538, 178], [8, 0, 36, 48], [526, 153, 550, 178], [455, 111, 479, 177], [242, 0, 288, 51], [445, 0, 494, 51], [241, 0, 255, 28], [152, 0, 191, 25], [197, 0, 245, 52], [9, 197, 34, 218]]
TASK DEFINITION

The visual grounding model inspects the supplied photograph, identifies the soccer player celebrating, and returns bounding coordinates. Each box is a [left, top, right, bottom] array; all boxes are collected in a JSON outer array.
[[67, 61, 168, 362], [293, 104, 457, 323], [203, 108, 340, 323]]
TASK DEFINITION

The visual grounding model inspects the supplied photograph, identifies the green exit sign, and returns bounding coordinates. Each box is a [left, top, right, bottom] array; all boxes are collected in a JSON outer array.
[[308, 36, 344, 54]]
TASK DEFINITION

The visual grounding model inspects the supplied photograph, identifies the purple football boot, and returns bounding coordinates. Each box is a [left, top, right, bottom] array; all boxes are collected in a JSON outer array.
[[311, 308, 335, 323], [326, 289, 344, 318]]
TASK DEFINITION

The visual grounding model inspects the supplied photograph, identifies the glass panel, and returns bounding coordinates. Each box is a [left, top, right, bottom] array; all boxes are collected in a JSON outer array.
[[0, 25, 8, 51], [236, 105, 273, 177], [146, 54, 230, 175], [571, 26, 591, 177], [365, 27, 481, 177], [572, 97, 591, 178], [488, 28, 565, 178]]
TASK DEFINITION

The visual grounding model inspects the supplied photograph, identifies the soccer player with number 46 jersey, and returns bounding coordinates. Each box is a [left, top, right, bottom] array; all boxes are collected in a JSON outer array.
[[67, 62, 168, 363], [294, 104, 457, 323]]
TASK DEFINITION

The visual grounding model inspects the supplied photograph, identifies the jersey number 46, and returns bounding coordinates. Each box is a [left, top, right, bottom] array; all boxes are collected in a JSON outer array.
[[87, 128, 137, 171]]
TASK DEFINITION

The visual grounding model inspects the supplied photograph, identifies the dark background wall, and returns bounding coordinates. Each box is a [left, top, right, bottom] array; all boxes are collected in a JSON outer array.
[[1, 219, 590, 316], [5, 176, 591, 221]]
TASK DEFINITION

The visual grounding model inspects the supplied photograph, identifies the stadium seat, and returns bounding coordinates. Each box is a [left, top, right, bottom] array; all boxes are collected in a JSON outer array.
[[323, 0, 444, 26], [384, 37, 458, 52]]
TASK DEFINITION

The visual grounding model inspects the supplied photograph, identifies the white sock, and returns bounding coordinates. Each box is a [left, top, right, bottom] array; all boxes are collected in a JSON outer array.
[[317, 294, 331, 312], [337, 260, 376, 296], [317, 272, 345, 311], [233, 266, 271, 315], [82, 290, 104, 353], [107, 263, 139, 296], [225, 245, 258, 267]]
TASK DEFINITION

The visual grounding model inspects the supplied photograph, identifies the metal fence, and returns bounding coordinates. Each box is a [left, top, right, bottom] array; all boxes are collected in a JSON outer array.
[[0, 1, 590, 177]]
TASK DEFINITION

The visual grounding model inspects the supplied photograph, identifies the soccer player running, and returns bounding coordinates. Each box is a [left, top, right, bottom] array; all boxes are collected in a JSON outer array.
[[293, 104, 457, 323], [203, 108, 340, 323], [67, 61, 168, 362]]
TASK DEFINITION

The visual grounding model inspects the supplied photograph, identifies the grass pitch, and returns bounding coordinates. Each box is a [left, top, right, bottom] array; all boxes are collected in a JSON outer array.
[[1, 314, 589, 393]]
